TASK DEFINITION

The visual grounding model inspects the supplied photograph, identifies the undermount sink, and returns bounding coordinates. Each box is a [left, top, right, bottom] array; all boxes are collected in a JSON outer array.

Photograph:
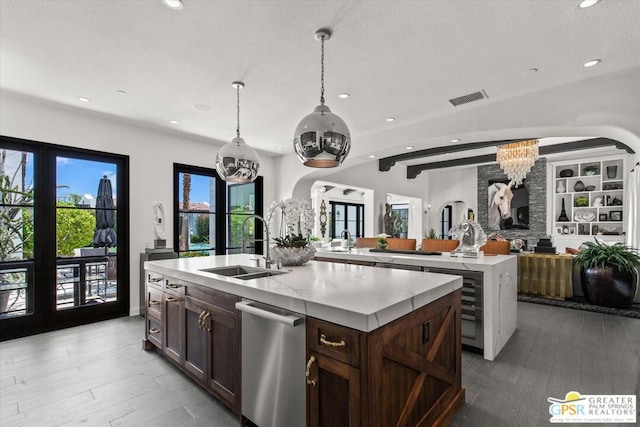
[[200, 265, 287, 280]]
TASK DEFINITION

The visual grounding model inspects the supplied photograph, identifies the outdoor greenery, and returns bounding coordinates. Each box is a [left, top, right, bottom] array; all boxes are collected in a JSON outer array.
[[0, 150, 34, 261], [574, 239, 640, 275], [190, 214, 209, 244], [56, 202, 96, 255]]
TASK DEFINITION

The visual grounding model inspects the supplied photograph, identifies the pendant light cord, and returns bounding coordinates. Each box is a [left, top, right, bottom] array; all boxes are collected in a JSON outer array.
[[236, 84, 241, 139], [320, 34, 325, 105]]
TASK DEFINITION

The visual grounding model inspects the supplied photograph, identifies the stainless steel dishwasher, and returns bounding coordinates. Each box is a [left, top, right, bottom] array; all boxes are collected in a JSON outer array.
[[235, 299, 306, 427]]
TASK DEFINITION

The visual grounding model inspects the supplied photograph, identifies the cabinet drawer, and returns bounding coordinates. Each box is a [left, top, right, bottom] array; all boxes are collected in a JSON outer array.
[[307, 318, 362, 367], [147, 288, 163, 318], [186, 284, 240, 319], [164, 278, 185, 296], [147, 272, 163, 291], [146, 315, 163, 348]]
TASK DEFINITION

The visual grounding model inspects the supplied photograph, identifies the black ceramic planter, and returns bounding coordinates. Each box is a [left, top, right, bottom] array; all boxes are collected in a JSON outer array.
[[580, 267, 638, 309]]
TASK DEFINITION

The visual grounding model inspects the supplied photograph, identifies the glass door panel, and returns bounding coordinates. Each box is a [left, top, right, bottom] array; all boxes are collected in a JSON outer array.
[[178, 172, 216, 256], [56, 157, 118, 310], [1, 148, 34, 318]]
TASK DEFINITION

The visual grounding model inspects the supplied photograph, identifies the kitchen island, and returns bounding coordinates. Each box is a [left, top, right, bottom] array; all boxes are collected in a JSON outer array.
[[314, 247, 518, 361], [144, 254, 465, 426]]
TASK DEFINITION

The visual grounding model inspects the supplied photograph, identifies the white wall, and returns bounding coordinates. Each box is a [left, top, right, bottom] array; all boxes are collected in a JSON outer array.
[[425, 166, 478, 234], [0, 94, 277, 315], [292, 160, 429, 236]]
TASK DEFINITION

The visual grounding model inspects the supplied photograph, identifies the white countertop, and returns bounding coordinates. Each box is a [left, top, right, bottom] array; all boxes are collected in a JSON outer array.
[[145, 253, 462, 332], [315, 247, 515, 270]]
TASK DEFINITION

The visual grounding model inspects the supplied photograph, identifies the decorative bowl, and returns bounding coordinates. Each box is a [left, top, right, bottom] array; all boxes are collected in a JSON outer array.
[[271, 246, 316, 266]]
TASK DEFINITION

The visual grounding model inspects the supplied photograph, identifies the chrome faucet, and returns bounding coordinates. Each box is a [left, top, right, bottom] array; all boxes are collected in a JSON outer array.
[[340, 229, 352, 252], [242, 214, 272, 268]]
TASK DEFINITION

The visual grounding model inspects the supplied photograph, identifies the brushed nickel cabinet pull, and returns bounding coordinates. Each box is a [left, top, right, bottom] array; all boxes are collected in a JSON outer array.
[[305, 355, 317, 386], [166, 296, 177, 302], [149, 327, 160, 334], [320, 334, 346, 348], [149, 300, 160, 306], [148, 276, 162, 283], [166, 283, 181, 289]]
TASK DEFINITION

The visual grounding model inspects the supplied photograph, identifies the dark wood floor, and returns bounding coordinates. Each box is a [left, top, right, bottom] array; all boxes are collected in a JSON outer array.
[[1, 302, 638, 426]]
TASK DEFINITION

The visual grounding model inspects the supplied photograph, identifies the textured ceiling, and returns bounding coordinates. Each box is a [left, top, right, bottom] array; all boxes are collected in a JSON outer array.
[[1, 0, 640, 163]]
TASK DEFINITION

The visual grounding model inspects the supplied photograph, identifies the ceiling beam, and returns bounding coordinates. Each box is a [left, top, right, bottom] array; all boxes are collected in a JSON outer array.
[[378, 139, 524, 172], [405, 137, 635, 179]]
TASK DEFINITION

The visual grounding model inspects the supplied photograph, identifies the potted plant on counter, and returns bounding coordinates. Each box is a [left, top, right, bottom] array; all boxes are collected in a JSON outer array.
[[376, 233, 389, 250], [574, 239, 640, 308], [267, 198, 316, 266]]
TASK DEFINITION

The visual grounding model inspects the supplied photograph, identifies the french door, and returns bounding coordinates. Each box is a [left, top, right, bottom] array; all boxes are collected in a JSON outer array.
[[0, 136, 129, 341]]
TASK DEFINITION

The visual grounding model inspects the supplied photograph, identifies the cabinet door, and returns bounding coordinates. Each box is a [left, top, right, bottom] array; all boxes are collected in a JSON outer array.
[[205, 310, 240, 411], [183, 298, 208, 384], [307, 351, 361, 427], [146, 312, 163, 349], [163, 293, 183, 364]]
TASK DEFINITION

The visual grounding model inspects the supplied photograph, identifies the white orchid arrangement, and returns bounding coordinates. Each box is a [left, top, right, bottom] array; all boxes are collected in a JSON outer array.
[[266, 198, 316, 248]]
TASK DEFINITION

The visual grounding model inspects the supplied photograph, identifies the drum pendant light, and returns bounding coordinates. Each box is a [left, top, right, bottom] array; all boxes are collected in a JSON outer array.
[[293, 28, 351, 168], [215, 81, 260, 183]]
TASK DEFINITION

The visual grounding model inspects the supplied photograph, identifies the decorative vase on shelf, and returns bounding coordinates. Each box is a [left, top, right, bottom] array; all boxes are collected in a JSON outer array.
[[573, 180, 585, 192], [606, 165, 617, 179], [556, 180, 565, 193]]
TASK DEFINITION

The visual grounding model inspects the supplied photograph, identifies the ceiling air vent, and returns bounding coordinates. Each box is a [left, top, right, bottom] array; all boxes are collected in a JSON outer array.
[[449, 90, 489, 107]]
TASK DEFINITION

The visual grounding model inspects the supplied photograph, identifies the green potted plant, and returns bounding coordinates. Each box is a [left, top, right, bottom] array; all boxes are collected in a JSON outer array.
[[574, 239, 640, 308], [583, 164, 599, 175], [376, 233, 389, 250]]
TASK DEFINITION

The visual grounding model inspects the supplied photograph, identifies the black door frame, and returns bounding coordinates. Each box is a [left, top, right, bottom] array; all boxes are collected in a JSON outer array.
[[0, 135, 130, 341]]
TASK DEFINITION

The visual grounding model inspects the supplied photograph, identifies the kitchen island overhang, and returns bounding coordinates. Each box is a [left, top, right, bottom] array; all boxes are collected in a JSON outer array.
[[145, 253, 463, 332]]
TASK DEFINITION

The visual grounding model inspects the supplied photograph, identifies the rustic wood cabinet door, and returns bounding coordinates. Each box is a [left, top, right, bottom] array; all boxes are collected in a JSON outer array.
[[307, 351, 361, 427], [163, 293, 183, 364], [183, 297, 208, 384]]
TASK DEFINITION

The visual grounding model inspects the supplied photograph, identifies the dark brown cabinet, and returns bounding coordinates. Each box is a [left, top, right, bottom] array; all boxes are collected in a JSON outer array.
[[144, 273, 241, 415], [306, 290, 464, 427]]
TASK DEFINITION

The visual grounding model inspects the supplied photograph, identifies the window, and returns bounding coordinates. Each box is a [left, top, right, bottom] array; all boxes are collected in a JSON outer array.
[[391, 204, 409, 238], [329, 201, 364, 240], [173, 164, 263, 257]]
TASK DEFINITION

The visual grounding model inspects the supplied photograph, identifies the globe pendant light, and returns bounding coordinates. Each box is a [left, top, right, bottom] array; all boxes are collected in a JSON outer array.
[[293, 28, 351, 168], [215, 81, 260, 183]]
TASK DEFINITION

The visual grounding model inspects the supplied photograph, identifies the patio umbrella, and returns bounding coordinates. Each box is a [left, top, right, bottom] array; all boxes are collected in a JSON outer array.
[[93, 175, 117, 248]]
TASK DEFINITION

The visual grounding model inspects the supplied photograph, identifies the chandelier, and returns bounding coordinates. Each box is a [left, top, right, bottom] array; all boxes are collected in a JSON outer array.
[[496, 139, 539, 185], [215, 81, 260, 183], [293, 28, 351, 168]]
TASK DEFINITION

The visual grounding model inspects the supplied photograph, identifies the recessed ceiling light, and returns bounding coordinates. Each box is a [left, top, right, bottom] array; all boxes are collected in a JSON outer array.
[[162, 0, 183, 10], [369, 154, 377, 158], [450, 139, 461, 143], [338, 93, 350, 99], [116, 90, 127, 95], [577, 0, 600, 9], [405, 146, 414, 150], [169, 120, 179, 124], [193, 104, 212, 112], [386, 117, 396, 122], [77, 96, 91, 103], [583, 59, 601, 68], [526, 68, 538, 73]]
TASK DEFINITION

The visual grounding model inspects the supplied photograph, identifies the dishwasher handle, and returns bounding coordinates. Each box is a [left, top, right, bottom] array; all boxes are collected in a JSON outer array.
[[235, 300, 304, 327]]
